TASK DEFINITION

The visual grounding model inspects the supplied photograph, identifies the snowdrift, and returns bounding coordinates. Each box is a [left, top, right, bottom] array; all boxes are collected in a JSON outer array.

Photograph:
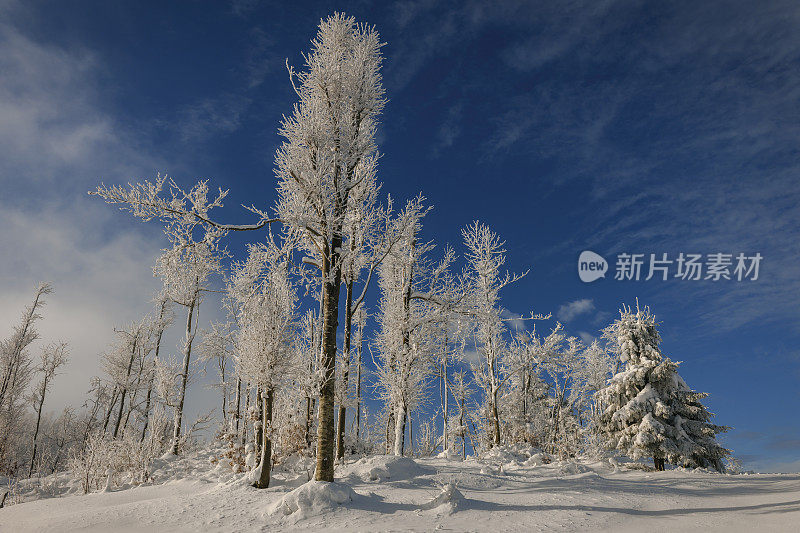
[[267, 480, 356, 520], [340, 454, 431, 482]]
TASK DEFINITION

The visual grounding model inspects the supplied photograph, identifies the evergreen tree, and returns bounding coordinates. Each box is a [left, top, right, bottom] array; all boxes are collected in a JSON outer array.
[[597, 303, 730, 471]]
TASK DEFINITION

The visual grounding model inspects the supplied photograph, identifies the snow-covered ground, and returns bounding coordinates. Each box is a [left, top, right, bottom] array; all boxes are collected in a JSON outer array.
[[2, 446, 799, 532]]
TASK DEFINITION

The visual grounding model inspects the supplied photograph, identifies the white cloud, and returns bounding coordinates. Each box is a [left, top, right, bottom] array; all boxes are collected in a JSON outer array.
[[557, 299, 595, 322], [0, 21, 164, 190], [0, 203, 164, 410], [577, 331, 596, 345], [0, 13, 181, 411]]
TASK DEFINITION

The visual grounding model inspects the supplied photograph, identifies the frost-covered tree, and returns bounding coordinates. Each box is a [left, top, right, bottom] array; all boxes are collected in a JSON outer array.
[[156, 217, 224, 454], [0, 282, 53, 475], [28, 341, 69, 476], [353, 305, 367, 442], [578, 339, 615, 455], [374, 222, 432, 456], [539, 330, 584, 457], [462, 222, 527, 447], [448, 369, 473, 459], [199, 321, 235, 426], [101, 317, 154, 440], [597, 303, 731, 471], [504, 327, 551, 447], [93, 13, 387, 482], [228, 238, 296, 488], [374, 211, 458, 456], [273, 13, 386, 480], [140, 296, 173, 444]]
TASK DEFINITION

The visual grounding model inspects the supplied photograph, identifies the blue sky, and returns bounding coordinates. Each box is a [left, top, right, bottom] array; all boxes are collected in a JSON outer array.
[[1, 0, 798, 471]]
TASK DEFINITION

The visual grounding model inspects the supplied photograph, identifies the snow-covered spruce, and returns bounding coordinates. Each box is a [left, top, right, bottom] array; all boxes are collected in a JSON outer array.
[[597, 303, 731, 471]]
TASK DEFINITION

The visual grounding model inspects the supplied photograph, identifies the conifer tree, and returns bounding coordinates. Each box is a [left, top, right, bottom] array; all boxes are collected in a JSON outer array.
[[597, 303, 730, 471]]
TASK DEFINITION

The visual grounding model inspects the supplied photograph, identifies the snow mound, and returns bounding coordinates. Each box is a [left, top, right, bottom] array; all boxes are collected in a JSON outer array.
[[556, 462, 591, 476], [523, 452, 551, 467], [268, 480, 356, 520], [436, 449, 463, 460], [481, 443, 545, 467], [342, 455, 430, 482], [417, 483, 464, 514]]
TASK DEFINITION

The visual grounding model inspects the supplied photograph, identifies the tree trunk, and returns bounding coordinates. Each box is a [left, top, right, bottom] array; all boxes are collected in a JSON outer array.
[[488, 353, 501, 447], [355, 336, 362, 441], [141, 301, 166, 443], [386, 410, 394, 454], [306, 396, 313, 448], [491, 387, 501, 446], [220, 359, 227, 423], [113, 336, 139, 439], [335, 277, 354, 461], [233, 377, 241, 434], [172, 297, 196, 455], [140, 376, 153, 443], [253, 388, 273, 488], [409, 415, 413, 457], [460, 399, 466, 459], [242, 382, 250, 446], [255, 387, 263, 459], [28, 376, 49, 476], [442, 358, 449, 454], [393, 403, 407, 456], [120, 386, 140, 439], [315, 240, 343, 482]]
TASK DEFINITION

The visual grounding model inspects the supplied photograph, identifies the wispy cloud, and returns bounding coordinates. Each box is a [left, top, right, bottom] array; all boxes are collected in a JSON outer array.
[[577, 331, 596, 345], [558, 299, 595, 322], [173, 93, 253, 143], [0, 20, 160, 189], [0, 203, 163, 410], [0, 10, 176, 410], [433, 102, 463, 155], [473, 1, 800, 333]]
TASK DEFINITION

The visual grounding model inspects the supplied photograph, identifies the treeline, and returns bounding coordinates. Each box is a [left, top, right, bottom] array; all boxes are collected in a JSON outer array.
[[1, 14, 731, 495]]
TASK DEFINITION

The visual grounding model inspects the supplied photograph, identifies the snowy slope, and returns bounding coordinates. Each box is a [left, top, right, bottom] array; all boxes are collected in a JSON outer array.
[[2, 448, 799, 532]]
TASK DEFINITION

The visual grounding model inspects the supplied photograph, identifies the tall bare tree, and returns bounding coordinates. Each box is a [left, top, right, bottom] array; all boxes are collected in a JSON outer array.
[[28, 342, 69, 476]]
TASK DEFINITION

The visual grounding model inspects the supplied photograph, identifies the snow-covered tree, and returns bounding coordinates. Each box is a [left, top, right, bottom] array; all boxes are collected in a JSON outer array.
[[101, 317, 155, 440], [597, 303, 731, 471], [0, 282, 53, 475], [28, 341, 69, 476], [273, 12, 386, 480], [504, 327, 551, 447], [228, 238, 296, 488], [199, 321, 235, 426], [461, 222, 527, 447], [578, 339, 615, 456], [374, 220, 433, 456], [539, 330, 584, 457], [448, 368, 474, 459], [93, 13, 388, 482], [156, 215, 224, 454]]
